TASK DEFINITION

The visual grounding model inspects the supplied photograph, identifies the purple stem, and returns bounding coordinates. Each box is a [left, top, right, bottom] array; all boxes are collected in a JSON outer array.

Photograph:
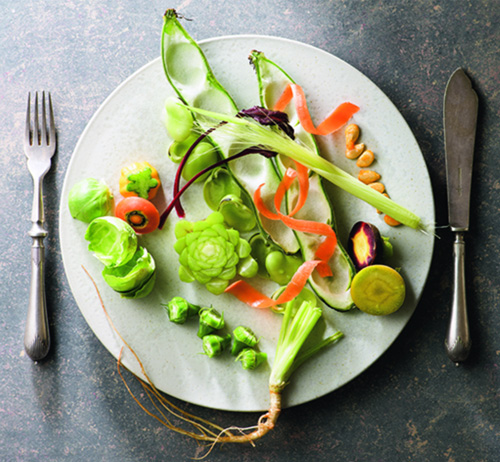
[[159, 147, 276, 229]]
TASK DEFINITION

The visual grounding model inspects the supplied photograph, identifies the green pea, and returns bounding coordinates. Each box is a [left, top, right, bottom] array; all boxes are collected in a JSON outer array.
[[181, 142, 218, 183], [237, 255, 259, 279], [203, 168, 242, 211], [167, 133, 199, 163], [265, 250, 302, 285], [164, 96, 194, 142], [218, 194, 256, 233]]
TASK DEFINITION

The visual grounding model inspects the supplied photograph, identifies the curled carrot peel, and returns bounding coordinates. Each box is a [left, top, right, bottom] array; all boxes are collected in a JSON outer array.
[[289, 161, 309, 216], [273, 83, 359, 135], [225, 260, 322, 308], [254, 166, 336, 277]]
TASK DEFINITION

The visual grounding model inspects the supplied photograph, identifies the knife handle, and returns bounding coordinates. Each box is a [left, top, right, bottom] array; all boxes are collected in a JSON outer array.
[[445, 232, 471, 362]]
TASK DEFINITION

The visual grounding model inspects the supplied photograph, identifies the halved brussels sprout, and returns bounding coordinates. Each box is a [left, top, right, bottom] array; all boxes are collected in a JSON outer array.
[[102, 246, 155, 294], [84, 217, 137, 268]]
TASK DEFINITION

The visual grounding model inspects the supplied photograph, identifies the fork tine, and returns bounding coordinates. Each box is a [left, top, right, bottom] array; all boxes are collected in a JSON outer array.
[[48, 92, 55, 145], [25, 92, 31, 146], [40, 91, 48, 146], [34, 92, 39, 145]]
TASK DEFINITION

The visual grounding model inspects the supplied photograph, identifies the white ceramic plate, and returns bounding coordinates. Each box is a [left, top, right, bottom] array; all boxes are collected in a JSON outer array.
[[60, 35, 434, 412]]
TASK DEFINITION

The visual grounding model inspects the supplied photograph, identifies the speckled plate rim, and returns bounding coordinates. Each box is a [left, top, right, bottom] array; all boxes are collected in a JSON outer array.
[[59, 34, 435, 412]]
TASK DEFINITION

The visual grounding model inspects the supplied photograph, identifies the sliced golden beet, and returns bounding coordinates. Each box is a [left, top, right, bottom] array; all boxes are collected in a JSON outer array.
[[350, 265, 405, 315]]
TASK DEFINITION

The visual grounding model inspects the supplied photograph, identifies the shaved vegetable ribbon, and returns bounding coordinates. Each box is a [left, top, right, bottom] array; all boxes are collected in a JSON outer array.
[[254, 165, 337, 278], [225, 260, 322, 309], [273, 83, 359, 135]]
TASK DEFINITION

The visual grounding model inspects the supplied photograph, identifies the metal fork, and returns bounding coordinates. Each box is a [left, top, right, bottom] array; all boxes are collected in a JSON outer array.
[[24, 91, 56, 361]]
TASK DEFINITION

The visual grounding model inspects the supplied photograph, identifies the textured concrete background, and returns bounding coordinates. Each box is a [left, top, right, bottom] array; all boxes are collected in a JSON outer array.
[[1, 1, 499, 460]]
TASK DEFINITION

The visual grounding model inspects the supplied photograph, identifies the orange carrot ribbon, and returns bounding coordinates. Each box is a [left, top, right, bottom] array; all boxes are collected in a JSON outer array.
[[225, 260, 322, 308], [273, 83, 359, 135], [254, 166, 336, 278]]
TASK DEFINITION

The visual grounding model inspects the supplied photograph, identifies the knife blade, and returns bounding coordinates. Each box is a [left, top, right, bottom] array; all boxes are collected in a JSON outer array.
[[443, 68, 478, 363]]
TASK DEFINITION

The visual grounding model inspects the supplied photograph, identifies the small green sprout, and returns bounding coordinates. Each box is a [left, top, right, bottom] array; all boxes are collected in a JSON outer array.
[[230, 326, 259, 356], [236, 348, 267, 370], [202, 334, 232, 358], [197, 307, 225, 338], [68, 178, 114, 223], [163, 296, 201, 324]]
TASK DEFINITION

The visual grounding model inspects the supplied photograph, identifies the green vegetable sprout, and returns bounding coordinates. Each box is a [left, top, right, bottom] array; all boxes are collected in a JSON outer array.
[[84, 217, 156, 298], [202, 334, 232, 358], [230, 326, 259, 356], [163, 296, 201, 324], [174, 211, 258, 295], [102, 246, 156, 299], [68, 178, 113, 223], [197, 307, 225, 338], [236, 348, 267, 370]]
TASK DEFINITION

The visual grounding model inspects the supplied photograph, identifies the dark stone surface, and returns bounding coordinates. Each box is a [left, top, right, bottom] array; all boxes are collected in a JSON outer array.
[[1, 1, 498, 460]]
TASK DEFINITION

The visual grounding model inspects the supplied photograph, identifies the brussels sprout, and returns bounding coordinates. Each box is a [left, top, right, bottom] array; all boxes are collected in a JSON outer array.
[[117, 271, 156, 299], [68, 178, 113, 223], [102, 246, 155, 293], [85, 217, 137, 268]]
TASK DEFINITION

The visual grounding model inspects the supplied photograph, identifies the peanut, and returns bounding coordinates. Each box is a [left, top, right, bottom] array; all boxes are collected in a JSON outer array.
[[384, 215, 401, 227], [356, 149, 375, 168], [345, 124, 360, 150], [345, 143, 365, 159], [358, 169, 381, 184], [368, 182, 385, 193]]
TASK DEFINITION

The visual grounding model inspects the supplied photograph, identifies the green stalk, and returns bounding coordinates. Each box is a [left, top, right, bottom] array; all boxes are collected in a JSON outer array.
[[291, 331, 344, 375], [269, 301, 323, 391], [185, 106, 424, 230]]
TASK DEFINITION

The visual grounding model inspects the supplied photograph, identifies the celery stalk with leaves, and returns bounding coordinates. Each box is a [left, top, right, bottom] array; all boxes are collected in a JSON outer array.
[[185, 106, 424, 230]]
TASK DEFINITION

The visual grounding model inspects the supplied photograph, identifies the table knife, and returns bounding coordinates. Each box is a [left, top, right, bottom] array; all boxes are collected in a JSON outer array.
[[443, 68, 478, 363]]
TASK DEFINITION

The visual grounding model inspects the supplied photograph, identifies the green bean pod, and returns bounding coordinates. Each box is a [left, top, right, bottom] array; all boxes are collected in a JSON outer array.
[[161, 9, 299, 254], [249, 50, 355, 311]]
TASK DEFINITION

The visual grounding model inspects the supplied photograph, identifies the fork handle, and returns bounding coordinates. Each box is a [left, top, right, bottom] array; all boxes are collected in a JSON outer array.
[[24, 235, 51, 361]]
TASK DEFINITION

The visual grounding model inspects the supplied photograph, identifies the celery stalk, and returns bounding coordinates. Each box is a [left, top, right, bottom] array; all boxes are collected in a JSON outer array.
[[269, 300, 336, 391], [186, 106, 424, 230]]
